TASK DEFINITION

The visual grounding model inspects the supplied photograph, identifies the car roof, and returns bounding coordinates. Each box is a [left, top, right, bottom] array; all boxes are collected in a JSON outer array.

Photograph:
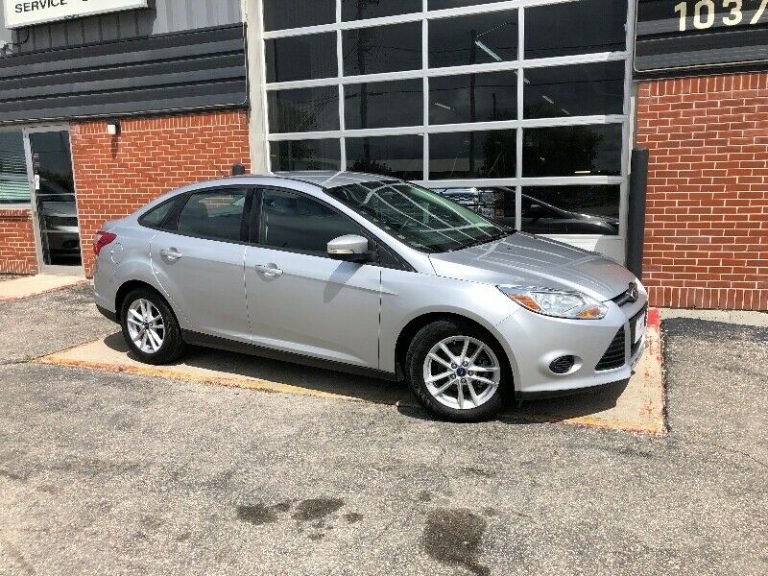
[[275, 171, 397, 188]]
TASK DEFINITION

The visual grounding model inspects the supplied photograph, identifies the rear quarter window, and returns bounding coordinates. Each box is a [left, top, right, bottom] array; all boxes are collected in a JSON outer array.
[[139, 198, 178, 228]]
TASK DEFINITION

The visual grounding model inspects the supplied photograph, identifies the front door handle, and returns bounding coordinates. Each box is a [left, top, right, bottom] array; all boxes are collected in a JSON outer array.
[[255, 263, 283, 278], [160, 247, 182, 262]]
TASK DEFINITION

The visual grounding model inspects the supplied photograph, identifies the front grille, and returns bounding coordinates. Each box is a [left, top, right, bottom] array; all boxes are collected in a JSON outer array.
[[596, 328, 625, 371]]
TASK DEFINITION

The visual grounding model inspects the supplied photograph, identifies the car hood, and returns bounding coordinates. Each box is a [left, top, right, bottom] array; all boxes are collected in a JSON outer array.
[[428, 233, 636, 301]]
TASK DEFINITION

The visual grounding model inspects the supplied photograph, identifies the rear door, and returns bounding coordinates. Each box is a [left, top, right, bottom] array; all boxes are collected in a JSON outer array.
[[150, 187, 252, 341], [244, 187, 381, 368]]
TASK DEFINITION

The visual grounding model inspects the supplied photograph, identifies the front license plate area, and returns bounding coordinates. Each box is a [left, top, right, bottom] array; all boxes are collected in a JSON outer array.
[[633, 311, 646, 344]]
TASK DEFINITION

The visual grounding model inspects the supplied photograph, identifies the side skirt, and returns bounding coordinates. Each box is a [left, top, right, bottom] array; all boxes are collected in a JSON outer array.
[[181, 330, 400, 382]]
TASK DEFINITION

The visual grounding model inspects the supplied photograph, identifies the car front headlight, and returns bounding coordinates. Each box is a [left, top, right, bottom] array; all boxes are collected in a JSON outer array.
[[499, 286, 608, 320]]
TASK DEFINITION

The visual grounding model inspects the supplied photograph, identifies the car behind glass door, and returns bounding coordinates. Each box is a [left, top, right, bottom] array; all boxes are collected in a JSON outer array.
[[244, 188, 381, 369]]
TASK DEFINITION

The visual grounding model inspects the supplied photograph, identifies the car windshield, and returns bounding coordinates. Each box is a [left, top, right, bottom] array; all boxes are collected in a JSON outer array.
[[326, 180, 511, 253]]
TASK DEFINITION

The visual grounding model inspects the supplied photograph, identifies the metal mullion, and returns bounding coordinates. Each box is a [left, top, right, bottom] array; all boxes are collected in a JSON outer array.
[[265, 77, 343, 91], [410, 179, 519, 188], [426, 0, 575, 21], [423, 176, 624, 188], [269, 131, 343, 142], [619, 0, 638, 244], [520, 115, 626, 128], [424, 114, 625, 135], [422, 0, 429, 183], [423, 52, 627, 81], [519, 176, 624, 186], [346, 126, 428, 138], [516, 5, 525, 230], [521, 51, 628, 69], [336, 0, 345, 171], [335, 11, 426, 31], [263, 23, 340, 40], [427, 60, 521, 79], [427, 120, 520, 134], [341, 69, 429, 86]]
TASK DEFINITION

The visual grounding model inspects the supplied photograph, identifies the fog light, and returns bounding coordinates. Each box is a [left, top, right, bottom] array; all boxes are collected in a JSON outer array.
[[549, 355, 575, 374]]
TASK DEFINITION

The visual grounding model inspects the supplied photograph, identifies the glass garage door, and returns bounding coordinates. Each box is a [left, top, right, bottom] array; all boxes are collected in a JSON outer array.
[[261, 0, 634, 259]]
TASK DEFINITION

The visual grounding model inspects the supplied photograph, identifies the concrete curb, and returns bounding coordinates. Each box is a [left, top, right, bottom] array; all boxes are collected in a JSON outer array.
[[0, 278, 89, 302]]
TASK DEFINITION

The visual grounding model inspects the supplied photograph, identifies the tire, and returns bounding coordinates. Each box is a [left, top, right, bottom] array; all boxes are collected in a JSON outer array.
[[405, 319, 509, 422], [120, 287, 186, 365]]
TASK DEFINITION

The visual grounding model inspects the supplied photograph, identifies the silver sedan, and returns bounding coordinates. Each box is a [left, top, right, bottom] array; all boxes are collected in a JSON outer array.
[[93, 172, 647, 422]]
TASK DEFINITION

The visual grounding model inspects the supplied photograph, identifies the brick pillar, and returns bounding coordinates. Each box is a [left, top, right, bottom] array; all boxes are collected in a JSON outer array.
[[635, 73, 768, 311]]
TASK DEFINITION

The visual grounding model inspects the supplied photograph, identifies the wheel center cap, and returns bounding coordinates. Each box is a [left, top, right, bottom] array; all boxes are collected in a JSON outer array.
[[456, 367, 467, 377]]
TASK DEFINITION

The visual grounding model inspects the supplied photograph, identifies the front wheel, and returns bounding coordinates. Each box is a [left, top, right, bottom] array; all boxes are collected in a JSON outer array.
[[120, 288, 186, 365], [405, 320, 509, 422]]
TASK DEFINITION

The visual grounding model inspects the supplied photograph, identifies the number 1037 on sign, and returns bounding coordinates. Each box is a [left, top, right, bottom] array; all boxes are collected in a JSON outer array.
[[674, 0, 767, 31]]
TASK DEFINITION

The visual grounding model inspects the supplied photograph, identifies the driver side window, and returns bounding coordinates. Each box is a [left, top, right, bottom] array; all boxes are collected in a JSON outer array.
[[259, 188, 364, 255]]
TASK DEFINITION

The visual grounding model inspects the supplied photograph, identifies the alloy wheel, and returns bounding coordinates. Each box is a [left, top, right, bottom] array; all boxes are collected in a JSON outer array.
[[422, 336, 501, 410], [126, 298, 165, 354]]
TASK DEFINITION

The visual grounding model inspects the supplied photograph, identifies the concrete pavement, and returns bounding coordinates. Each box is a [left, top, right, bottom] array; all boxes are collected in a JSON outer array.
[[0, 286, 765, 575]]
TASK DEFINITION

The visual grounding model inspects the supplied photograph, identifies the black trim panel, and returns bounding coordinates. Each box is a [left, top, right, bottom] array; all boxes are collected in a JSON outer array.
[[182, 330, 400, 382], [515, 378, 630, 401], [0, 25, 247, 123], [635, 0, 768, 76]]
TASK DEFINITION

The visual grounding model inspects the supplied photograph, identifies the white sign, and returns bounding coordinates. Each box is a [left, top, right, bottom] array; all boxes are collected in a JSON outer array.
[[4, 0, 149, 29]]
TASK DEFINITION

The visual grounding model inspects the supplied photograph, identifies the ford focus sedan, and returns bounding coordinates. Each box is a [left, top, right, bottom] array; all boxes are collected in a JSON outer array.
[[93, 172, 647, 422]]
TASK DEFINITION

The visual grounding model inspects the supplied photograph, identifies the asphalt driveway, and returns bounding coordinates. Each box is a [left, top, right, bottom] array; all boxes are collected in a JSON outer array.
[[0, 286, 766, 575]]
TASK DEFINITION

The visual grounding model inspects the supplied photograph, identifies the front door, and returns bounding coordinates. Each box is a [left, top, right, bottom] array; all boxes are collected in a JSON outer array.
[[25, 127, 82, 271], [244, 187, 381, 369]]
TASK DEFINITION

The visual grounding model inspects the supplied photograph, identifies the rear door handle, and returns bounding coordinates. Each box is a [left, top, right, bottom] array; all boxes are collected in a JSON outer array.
[[160, 247, 182, 262], [255, 263, 283, 278]]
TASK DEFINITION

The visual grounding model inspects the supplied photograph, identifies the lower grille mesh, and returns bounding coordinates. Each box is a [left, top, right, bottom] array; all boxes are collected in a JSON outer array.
[[595, 328, 625, 371]]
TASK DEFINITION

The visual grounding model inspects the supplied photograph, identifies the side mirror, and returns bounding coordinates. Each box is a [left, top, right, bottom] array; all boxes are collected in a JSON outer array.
[[327, 234, 374, 263]]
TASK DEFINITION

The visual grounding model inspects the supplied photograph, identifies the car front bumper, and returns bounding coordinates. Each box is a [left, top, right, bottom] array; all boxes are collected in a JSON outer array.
[[495, 295, 648, 395]]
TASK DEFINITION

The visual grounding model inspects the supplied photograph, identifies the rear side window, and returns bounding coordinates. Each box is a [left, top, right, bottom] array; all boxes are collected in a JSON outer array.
[[259, 188, 363, 255], [176, 189, 248, 242], [139, 198, 177, 228]]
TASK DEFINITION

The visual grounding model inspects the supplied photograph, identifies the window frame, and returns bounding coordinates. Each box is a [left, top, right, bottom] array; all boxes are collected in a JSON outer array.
[[140, 186, 255, 246], [137, 196, 184, 231], [250, 185, 414, 271], [0, 127, 32, 209]]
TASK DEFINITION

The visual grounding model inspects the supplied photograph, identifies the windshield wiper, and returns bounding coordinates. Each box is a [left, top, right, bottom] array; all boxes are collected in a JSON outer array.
[[457, 232, 509, 250]]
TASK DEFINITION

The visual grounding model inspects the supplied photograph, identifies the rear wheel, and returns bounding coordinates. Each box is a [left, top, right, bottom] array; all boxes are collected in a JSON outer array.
[[405, 319, 508, 422], [120, 288, 186, 365]]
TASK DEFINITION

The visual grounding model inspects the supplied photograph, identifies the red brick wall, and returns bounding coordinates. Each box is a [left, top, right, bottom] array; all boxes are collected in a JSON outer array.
[[636, 72, 768, 311], [0, 210, 38, 275], [71, 110, 250, 276]]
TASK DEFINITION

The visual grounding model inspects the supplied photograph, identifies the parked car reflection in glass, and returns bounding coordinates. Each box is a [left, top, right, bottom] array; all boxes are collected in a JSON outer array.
[[434, 187, 619, 235], [37, 178, 81, 264]]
